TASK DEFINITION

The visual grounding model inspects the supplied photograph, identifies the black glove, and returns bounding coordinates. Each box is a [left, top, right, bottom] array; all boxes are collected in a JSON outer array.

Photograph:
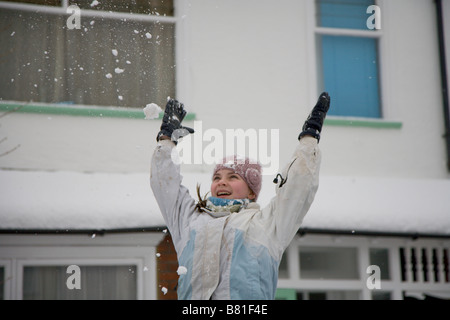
[[157, 99, 194, 144], [298, 92, 330, 142]]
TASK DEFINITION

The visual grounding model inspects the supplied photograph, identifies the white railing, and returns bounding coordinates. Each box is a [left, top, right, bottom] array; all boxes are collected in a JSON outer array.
[[401, 246, 449, 284]]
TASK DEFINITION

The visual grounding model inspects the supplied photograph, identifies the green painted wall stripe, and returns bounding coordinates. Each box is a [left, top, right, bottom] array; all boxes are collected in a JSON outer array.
[[275, 288, 297, 300], [324, 118, 402, 129], [0, 102, 196, 121], [0, 103, 400, 128]]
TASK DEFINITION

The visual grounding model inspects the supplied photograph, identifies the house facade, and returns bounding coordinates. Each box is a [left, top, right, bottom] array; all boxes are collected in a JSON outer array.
[[0, 0, 449, 300]]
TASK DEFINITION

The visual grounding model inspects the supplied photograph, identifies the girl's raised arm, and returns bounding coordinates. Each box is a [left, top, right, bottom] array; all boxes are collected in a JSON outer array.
[[260, 93, 330, 254], [150, 99, 196, 251]]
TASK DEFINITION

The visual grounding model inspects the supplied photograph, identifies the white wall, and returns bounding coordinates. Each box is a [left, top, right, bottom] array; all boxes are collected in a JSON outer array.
[[0, 112, 159, 173], [185, 0, 448, 179], [0, 0, 448, 179]]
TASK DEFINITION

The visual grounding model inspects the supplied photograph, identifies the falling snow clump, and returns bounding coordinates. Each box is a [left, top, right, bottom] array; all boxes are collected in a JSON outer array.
[[177, 266, 188, 276], [114, 67, 124, 74], [143, 103, 162, 120]]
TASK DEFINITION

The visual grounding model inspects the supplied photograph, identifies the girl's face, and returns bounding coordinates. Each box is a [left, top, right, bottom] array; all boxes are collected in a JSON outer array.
[[211, 169, 256, 200]]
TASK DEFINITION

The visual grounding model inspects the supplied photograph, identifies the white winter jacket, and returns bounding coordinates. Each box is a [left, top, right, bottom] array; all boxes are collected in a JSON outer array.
[[150, 136, 321, 300]]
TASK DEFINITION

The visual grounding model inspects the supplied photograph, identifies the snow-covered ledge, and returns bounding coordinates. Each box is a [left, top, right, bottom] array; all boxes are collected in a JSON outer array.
[[1, 169, 450, 237]]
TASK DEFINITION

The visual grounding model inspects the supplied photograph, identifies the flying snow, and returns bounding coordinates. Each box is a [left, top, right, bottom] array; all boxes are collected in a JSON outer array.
[[177, 266, 188, 276], [143, 103, 162, 120]]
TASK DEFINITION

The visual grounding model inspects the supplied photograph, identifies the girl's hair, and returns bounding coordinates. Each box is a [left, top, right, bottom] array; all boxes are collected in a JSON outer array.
[[195, 184, 209, 212]]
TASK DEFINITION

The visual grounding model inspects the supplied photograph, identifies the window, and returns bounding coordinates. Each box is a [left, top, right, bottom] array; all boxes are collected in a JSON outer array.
[[370, 248, 390, 280], [0, 0, 175, 108], [299, 246, 359, 279], [316, 0, 382, 118], [23, 265, 137, 300]]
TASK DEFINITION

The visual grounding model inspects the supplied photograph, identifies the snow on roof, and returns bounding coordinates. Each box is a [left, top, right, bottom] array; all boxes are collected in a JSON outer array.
[[303, 176, 450, 236], [0, 169, 165, 231], [1, 169, 450, 235]]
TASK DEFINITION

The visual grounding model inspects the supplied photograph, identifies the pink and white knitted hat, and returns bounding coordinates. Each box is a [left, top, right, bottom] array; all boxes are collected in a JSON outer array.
[[213, 155, 262, 200]]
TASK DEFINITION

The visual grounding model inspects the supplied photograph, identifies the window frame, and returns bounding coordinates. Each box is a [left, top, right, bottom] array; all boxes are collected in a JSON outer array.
[[0, 259, 12, 300], [306, 0, 392, 122]]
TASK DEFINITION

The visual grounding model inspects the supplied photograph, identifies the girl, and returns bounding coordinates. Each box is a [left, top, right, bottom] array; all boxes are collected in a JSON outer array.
[[150, 94, 330, 299]]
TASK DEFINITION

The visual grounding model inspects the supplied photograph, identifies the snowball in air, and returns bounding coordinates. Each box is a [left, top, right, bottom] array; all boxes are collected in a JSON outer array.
[[143, 103, 162, 120], [111, 49, 118, 56], [177, 266, 188, 276]]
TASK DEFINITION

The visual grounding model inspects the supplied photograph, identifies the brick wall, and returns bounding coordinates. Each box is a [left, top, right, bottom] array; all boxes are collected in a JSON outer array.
[[156, 233, 179, 300]]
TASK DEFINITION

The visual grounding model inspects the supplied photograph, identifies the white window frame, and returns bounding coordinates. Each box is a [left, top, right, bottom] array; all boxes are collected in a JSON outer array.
[[0, 259, 12, 300], [0, 0, 191, 111], [278, 234, 450, 300], [0, 233, 164, 300], [305, 0, 392, 120]]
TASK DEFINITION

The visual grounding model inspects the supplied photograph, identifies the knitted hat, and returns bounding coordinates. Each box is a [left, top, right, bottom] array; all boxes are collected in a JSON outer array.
[[213, 155, 262, 201]]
